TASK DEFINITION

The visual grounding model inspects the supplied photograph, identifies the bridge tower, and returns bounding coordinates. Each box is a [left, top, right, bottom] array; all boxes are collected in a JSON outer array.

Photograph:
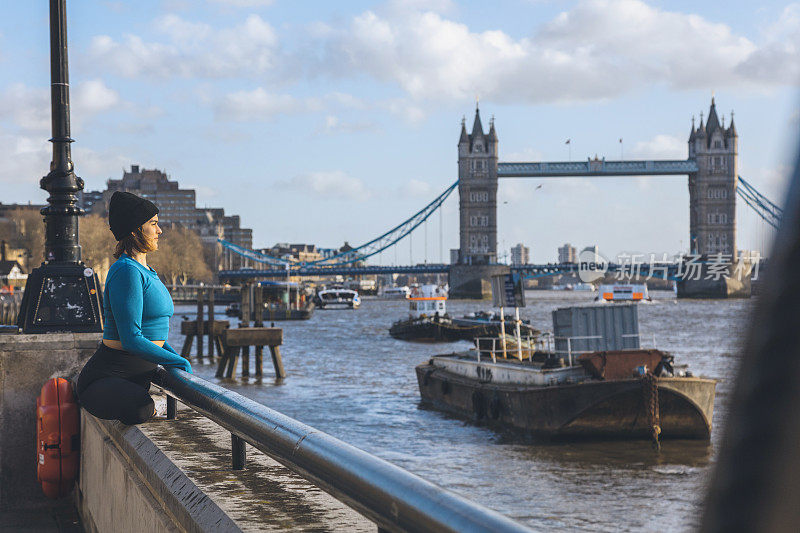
[[450, 106, 508, 299], [688, 97, 738, 257], [457, 105, 498, 264]]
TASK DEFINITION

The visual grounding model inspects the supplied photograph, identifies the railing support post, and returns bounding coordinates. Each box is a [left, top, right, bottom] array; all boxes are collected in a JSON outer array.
[[232, 434, 246, 470], [166, 395, 177, 420]]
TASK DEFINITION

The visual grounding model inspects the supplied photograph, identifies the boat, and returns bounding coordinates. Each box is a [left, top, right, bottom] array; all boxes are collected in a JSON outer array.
[[416, 346, 715, 441], [315, 288, 360, 309], [573, 283, 596, 292], [345, 279, 377, 295], [452, 311, 538, 338], [389, 285, 475, 342], [415, 304, 716, 442], [228, 281, 314, 321], [595, 284, 651, 302], [378, 286, 411, 299]]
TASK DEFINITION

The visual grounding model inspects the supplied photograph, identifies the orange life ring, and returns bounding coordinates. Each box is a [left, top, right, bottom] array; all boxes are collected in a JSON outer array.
[[36, 378, 80, 499]]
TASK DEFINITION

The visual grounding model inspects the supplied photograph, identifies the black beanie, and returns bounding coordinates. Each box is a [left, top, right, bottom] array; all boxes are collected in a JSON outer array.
[[108, 191, 159, 241]]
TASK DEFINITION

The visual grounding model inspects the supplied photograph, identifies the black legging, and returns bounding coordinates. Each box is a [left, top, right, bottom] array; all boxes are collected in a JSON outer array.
[[77, 343, 159, 425]]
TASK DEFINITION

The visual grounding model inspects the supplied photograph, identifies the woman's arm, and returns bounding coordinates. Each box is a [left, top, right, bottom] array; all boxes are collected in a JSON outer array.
[[108, 267, 192, 373]]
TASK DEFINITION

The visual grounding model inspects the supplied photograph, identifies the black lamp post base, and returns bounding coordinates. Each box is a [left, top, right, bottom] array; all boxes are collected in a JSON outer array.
[[17, 262, 103, 333]]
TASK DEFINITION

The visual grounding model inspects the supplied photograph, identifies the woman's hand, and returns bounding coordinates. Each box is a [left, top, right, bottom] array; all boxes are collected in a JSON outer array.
[[179, 359, 193, 374], [166, 359, 193, 374]]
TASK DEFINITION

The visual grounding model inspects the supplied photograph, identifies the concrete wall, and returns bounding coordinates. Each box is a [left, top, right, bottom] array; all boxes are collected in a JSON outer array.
[[0, 332, 99, 510], [77, 414, 238, 533]]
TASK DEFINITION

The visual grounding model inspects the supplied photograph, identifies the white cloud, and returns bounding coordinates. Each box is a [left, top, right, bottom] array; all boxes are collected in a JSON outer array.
[[0, 129, 49, 186], [630, 134, 686, 160], [208, 0, 274, 7], [403, 179, 434, 197], [0, 84, 49, 132], [314, 114, 378, 135], [0, 126, 129, 197], [737, 4, 800, 84], [73, 79, 122, 115], [87, 14, 278, 79], [0, 80, 122, 134], [279, 171, 371, 201], [72, 146, 132, 185], [310, 0, 793, 105], [503, 147, 545, 161], [215, 88, 321, 121]]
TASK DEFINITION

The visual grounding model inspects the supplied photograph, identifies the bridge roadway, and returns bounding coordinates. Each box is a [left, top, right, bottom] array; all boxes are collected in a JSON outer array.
[[220, 262, 683, 279], [497, 159, 699, 178]]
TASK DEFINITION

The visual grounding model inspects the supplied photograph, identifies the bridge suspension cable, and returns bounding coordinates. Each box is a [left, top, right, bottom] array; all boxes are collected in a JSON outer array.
[[737, 176, 782, 230], [218, 180, 458, 269]]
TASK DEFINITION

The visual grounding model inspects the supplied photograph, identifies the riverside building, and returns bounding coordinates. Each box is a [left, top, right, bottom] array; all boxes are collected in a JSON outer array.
[[81, 165, 253, 271]]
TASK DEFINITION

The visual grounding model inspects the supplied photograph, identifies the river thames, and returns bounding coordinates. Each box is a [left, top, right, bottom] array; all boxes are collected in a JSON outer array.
[[168, 291, 751, 532]]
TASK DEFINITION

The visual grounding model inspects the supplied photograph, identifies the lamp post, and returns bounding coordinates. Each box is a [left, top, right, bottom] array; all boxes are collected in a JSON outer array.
[[16, 0, 103, 333]]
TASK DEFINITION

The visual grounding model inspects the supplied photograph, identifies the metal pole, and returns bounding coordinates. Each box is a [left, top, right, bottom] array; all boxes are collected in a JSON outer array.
[[232, 434, 246, 470], [16, 0, 103, 333], [43, 0, 81, 264], [515, 307, 522, 361], [499, 306, 507, 359]]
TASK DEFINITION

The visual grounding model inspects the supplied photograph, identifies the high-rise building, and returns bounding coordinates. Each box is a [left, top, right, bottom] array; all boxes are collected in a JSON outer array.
[[510, 243, 529, 265], [558, 243, 577, 264], [581, 245, 600, 262]]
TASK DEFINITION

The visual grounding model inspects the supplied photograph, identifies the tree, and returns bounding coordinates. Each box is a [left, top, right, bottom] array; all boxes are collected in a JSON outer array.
[[79, 214, 117, 282], [149, 226, 212, 286], [1, 209, 45, 266]]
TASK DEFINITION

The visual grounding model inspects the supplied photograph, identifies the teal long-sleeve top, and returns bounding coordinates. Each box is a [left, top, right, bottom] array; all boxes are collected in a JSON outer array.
[[103, 254, 191, 372]]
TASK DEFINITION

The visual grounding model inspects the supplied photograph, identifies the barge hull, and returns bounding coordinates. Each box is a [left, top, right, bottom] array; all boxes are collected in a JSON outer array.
[[415, 363, 715, 440]]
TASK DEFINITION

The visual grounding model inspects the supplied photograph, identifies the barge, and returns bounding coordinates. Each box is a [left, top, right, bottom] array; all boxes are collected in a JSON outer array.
[[388, 285, 533, 342], [416, 351, 715, 440], [416, 304, 716, 441]]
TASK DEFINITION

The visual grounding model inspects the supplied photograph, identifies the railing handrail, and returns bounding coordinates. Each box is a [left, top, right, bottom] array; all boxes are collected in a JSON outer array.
[[152, 367, 531, 533]]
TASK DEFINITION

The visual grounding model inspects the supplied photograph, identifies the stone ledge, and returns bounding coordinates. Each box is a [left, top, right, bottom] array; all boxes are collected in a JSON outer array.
[[79, 413, 239, 533], [0, 332, 101, 352]]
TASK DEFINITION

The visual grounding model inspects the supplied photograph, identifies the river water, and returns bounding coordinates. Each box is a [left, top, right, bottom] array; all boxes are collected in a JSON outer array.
[[168, 291, 751, 532]]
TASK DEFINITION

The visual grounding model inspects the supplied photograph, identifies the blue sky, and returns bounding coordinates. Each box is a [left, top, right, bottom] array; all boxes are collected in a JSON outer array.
[[1, 0, 798, 263]]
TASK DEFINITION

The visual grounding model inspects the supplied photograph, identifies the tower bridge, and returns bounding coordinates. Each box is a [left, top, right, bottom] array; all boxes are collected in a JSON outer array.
[[451, 97, 741, 298], [221, 97, 773, 299]]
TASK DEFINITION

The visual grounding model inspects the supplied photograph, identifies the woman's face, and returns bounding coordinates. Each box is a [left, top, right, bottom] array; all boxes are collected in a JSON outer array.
[[141, 215, 162, 251]]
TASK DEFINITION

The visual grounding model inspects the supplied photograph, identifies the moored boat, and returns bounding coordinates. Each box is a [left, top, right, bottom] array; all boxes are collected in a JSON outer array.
[[416, 348, 715, 441], [379, 286, 411, 299], [315, 288, 360, 309], [595, 283, 651, 302], [452, 311, 538, 338], [416, 304, 715, 442]]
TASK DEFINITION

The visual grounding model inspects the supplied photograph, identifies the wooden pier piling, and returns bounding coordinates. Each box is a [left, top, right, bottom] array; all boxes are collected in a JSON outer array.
[[216, 327, 284, 379], [180, 319, 229, 362]]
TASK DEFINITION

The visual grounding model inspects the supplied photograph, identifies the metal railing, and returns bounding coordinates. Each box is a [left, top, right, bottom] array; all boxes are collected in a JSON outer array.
[[152, 367, 530, 533], [552, 333, 657, 366], [474, 335, 544, 363]]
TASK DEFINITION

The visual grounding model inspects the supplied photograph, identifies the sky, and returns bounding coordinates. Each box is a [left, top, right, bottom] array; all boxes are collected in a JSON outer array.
[[1, 0, 798, 263]]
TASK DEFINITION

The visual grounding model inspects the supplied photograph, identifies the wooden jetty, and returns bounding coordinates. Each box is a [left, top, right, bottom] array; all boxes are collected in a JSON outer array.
[[179, 282, 286, 379]]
